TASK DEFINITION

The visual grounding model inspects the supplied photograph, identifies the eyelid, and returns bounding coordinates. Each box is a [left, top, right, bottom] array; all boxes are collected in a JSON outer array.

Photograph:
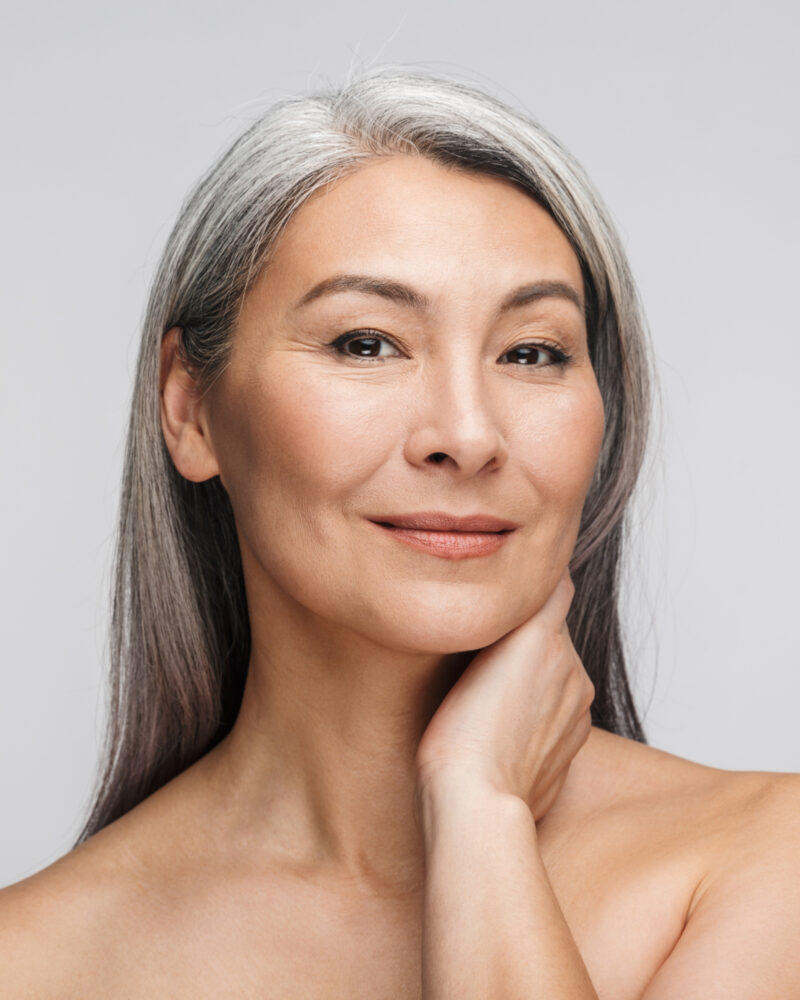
[[328, 329, 404, 359], [328, 329, 571, 366], [501, 339, 571, 366]]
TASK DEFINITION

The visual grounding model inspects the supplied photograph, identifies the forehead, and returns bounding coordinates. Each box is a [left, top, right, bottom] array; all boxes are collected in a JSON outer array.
[[253, 154, 584, 315]]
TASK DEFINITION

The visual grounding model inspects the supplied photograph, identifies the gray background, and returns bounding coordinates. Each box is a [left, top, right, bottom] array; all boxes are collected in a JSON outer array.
[[2, 0, 797, 887]]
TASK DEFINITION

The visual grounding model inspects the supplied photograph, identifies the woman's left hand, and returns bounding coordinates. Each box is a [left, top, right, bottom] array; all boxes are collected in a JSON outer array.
[[415, 568, 595, 820]]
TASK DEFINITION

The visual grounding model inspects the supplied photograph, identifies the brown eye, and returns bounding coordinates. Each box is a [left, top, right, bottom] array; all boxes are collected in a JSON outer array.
[[502, 343, 570, 367], [330, 330, 402, 360], [327, 332, 570, 367]]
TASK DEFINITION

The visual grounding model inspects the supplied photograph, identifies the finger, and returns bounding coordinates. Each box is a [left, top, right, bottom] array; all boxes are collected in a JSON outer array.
[[469, 567, 575, 663], [520, 567, 575, 636]]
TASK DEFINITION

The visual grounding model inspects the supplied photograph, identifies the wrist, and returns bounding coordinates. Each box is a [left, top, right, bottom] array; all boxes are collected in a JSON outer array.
[[416, 754, 524, 804], [416, 764, 533, 840]]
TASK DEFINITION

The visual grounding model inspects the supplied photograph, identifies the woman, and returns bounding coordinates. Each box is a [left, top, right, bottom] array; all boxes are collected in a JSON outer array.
[[2, 67, 798, 997]]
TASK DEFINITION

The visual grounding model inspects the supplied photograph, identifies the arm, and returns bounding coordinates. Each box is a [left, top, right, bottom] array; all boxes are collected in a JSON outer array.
[[418, 768, 597, 1000], [413, 567, 800, 998], [414, 570, 599, 998], [417, 773, 800, 1000]]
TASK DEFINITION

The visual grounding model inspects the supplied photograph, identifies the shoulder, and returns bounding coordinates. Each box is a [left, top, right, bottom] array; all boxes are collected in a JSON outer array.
[[0, 834, 137, 996], [567, 726, 800, 851], [0, 776, 199, 997], [566, 729, 800, 996]]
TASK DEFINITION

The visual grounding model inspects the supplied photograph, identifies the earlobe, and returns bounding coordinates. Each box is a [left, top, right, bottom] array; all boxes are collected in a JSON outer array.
[[159, 327, 221, 483]]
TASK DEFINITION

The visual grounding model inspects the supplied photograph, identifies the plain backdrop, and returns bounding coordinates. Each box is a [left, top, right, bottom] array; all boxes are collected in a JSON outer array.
[[1, 0, 798, 887]]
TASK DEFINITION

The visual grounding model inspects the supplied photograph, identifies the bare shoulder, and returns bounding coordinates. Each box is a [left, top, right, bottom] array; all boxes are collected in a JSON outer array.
[[545, 725, 800, 918], [559, 728, 800, 996], [0, 829, 138, 997], [568, 725, 800, 850], [0, 770, 200, 998]]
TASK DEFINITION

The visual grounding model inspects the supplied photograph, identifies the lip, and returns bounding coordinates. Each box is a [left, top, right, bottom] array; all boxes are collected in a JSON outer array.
[[367, 511, 518, 560], [368, 511, 520, 532]]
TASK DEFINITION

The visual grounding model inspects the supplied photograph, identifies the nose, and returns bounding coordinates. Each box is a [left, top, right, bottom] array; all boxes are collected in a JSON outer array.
[[403, 359, 510, 478]]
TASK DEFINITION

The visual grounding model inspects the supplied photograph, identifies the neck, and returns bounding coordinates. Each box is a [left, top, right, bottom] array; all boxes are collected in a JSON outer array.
[[204, 594, 475, 898]]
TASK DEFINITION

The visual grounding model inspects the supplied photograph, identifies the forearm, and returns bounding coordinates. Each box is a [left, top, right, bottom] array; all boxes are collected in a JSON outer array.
[[418, 772, 598, 1000]]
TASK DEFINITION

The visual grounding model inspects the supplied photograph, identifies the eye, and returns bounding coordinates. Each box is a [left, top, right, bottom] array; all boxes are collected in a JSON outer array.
[[501, 342, 571, 367], [327, 331, 571, 367], [329, 330, 402, 361]]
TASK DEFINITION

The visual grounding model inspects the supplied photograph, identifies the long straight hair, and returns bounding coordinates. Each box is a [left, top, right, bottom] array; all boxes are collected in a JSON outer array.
[[75, 66, 652, 845]]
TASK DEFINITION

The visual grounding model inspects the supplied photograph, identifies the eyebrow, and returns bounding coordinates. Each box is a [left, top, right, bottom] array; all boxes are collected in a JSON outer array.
[[293, 273, 584, 317]]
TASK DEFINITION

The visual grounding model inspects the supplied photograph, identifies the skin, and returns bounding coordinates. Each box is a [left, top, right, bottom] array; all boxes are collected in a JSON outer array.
[[160, 152, 604, 894], [1, 155, 799, 998]]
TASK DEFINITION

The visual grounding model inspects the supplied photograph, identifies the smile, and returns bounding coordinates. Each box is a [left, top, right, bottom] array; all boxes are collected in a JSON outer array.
[[369, 521, 515, 560]]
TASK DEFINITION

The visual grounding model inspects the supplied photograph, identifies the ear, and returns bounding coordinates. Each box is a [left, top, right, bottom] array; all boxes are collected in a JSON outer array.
[[159, 326, 221, 482]]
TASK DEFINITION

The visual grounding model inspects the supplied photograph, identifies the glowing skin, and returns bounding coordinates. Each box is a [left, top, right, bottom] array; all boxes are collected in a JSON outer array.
[[4, 135, 799, 1000], [159, 152, 605, 899], [201, 155, 604, 659]]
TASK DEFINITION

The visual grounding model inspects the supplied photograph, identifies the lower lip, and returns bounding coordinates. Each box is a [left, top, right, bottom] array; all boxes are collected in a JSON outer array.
[[371, 522, 514, 559]]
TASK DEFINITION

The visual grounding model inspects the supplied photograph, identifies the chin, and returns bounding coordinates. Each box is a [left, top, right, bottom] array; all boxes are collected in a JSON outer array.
[[362, 597, 529, 656]]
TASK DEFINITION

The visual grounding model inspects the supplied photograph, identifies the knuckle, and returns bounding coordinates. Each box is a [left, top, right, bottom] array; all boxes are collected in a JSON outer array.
[[566, 662, 594, 706]]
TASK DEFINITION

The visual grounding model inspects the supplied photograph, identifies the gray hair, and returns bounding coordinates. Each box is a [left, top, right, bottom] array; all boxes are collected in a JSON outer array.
[[75, 66, 652, 844]]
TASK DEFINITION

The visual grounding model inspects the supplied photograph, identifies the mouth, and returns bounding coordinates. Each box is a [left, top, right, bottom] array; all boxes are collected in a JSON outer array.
[[368, 511, 519, 533], [367, 514, 517, 560]]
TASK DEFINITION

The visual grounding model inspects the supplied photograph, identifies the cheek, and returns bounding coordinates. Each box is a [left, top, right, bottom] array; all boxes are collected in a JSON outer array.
[[517, 381, 605, 511], [210, 366, 397, 541], [209, 365, 414, 630]]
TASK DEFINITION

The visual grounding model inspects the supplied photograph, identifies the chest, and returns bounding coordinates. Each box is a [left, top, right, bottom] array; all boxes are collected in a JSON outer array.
[[94, 832, 697, 1000]]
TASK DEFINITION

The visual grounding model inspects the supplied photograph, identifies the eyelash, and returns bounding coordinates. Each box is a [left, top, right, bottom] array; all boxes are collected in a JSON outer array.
[[328, 330, 572, 368]]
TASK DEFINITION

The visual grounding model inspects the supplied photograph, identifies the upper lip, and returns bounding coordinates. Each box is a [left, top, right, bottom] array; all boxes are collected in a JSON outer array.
[[369, 511, 519, 532]]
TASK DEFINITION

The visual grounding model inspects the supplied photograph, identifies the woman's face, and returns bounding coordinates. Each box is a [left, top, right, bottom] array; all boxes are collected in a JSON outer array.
[[202, 155, 605, 653]]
